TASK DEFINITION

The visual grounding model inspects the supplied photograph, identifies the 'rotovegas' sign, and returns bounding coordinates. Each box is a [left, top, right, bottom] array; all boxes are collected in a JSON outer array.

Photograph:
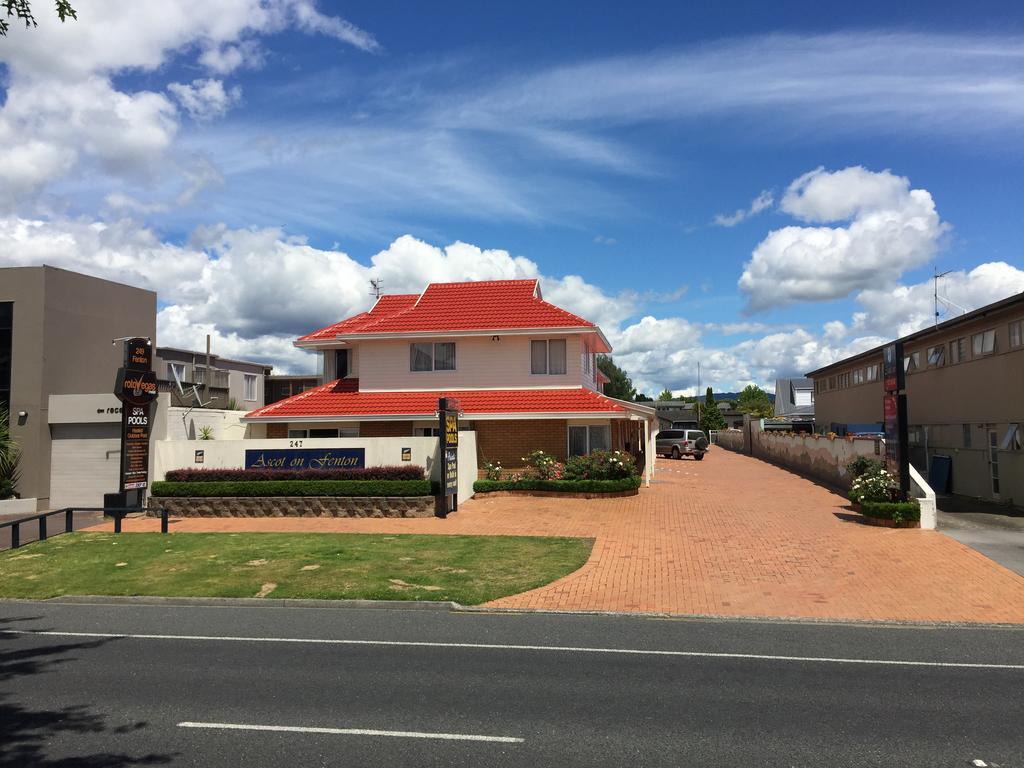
[[113, 338, 157, 493]]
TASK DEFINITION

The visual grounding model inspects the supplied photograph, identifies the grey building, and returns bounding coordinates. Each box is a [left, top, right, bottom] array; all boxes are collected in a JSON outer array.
[[650, 400, 745, 431], [154, 347, 270, 410], [773, 377, 815, 429], [0, 266, 156, 508]]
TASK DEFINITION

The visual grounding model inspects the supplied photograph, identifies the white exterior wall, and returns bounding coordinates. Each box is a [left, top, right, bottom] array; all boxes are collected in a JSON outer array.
[[355, 335, 585, 391], [151, 433, 479, 504], [165, 407, 251, 441]]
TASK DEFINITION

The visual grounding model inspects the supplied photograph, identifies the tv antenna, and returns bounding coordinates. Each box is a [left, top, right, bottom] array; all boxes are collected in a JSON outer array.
[[370, 278, 383, 299], [933, 267, 967, 326]]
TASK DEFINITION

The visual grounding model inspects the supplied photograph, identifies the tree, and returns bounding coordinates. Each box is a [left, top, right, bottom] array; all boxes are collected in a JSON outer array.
[[0, 405, 20, 500], [736, 384, 774, 418], [634, 393, 654, 402], [596, 355, 636, 402], [657, 388, 675, 401], [700, 387, 727, 432], [1, 1, 76, 37]]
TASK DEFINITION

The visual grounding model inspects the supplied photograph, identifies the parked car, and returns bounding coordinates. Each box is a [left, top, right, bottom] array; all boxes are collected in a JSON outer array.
[[656, 429, 709, 460]]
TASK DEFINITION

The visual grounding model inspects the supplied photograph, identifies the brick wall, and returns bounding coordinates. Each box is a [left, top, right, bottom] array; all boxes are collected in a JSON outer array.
[[361, 421, 414, 437], [475, 419, 568, 467], [267, 423, 287, 439]]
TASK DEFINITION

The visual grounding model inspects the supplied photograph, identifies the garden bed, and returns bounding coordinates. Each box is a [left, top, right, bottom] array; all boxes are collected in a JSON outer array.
[[855, 500, 922, 529], [151, 479, 432, 498], [473, 477, 641, 497]]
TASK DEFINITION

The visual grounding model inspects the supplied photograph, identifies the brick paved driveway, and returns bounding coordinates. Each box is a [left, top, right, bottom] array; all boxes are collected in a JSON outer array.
[[98, 450, 1024, 623]]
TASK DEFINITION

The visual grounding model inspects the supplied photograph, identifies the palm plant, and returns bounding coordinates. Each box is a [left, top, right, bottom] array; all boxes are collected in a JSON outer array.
[[0, 405, 21, 499]]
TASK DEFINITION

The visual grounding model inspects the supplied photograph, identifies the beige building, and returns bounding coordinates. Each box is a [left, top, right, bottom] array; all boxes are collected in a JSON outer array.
[[154, 346, 270, 409], [0, 266, 156, 508], [807, 292, 1024, 505]]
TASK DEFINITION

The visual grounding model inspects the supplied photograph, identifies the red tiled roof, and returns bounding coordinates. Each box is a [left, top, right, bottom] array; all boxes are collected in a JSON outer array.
[[245, 383, 627, 420], [299, 294, 418, 342], [297, 279, 598, 343]]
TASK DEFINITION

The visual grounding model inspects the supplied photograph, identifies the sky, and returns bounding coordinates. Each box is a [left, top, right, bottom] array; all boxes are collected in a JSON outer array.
[[1, 0, 1023, 396]]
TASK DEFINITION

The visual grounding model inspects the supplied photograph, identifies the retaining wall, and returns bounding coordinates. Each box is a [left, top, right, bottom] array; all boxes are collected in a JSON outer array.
[[751, 431, 882, 490]]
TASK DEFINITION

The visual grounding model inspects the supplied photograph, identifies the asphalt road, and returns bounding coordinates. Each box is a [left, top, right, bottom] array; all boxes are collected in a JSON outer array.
[[1, 599, 1022, 767]]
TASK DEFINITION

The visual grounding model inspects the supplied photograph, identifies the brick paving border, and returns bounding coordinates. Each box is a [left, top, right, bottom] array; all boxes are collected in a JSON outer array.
[[89, 451, 1024, 623]]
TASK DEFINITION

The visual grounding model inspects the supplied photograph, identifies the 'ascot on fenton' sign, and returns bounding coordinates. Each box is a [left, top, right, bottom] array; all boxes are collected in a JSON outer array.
[[244, 448, 365, 470]]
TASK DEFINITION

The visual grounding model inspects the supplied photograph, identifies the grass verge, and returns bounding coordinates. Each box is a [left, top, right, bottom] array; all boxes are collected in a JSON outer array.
[[0, 532, 592, 604]]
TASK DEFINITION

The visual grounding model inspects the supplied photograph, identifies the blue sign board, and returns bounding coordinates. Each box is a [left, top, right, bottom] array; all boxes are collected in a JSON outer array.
[[244, 448, 365, 471]]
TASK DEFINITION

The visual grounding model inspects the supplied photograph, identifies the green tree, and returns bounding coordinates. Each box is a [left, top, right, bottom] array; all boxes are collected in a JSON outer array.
[[736, 384, 774, 418], [596, 355, 636, 401], [657, 388, 675, 401], [0, 405, 21, 499], [1, 1, 77, 36], [634, 393, 654, 402], [700, 387, 727, 432]]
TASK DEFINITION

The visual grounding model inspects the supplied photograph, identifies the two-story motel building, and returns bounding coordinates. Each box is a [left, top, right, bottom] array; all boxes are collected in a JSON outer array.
[[807, 291, 1024, 505], [242, 280, 658, 478]]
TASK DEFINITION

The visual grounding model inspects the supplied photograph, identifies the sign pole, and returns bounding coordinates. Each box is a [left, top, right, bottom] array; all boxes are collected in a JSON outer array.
[[882, 341, 910, 501], [437, 397, 460, 518], [112, 337, 157, 510]]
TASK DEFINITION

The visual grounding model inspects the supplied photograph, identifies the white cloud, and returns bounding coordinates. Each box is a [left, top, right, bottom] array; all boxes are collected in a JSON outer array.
[[168, 79, 242, 122], [738, 166, 948, 311], [712, 190, 773, 227]]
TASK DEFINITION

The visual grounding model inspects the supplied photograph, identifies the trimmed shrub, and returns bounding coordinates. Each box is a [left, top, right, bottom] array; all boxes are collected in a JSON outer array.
[[846, 455, 884, 479], [521, 450, 563, 480], [562, 450, 638, 481], [163, 466, 425, 483], [150, 479, 432, 498], [473, 477, 641, 494], [860, 500, 921, 523]]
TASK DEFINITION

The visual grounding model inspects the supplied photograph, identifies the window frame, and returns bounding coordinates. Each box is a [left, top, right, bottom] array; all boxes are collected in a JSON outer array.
[[409, 342, 457, 372], [243, 373, 258, 402], [972, 329, 996, 357], [927, 345, 945, 368], [568, 424, 612, 457], [950, 337, 968, 364], [531, 338, 568, 376], [1009, 320, 1023, 349]]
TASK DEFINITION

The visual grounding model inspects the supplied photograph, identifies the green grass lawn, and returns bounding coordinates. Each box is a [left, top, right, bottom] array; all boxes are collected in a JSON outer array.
[[0, 532, 592, 604]]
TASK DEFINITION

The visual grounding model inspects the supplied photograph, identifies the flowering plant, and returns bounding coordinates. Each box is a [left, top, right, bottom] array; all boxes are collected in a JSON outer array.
[[482, 461, 503, 481], [563, 449, 638, 481], [521, 450, 563, 480], [848, 466, 894, 504]]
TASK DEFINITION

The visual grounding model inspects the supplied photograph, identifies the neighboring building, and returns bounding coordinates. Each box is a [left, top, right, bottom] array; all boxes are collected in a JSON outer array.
[[651, 400, 745, 431], [0, 266, 156, 508], [242, 280, 658, 475], [154, 347, 270, 410], [807, 292, 1024, 504], [264, 374, 320, 406], [773, 377, 815, 430]]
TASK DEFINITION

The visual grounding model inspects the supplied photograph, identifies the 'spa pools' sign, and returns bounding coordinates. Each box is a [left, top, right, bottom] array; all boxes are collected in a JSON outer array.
[[244, 448, 365, 471]]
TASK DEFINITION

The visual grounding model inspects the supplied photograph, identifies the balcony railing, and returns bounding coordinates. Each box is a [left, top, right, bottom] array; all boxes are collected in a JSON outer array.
[[191, 367, 231, 389]]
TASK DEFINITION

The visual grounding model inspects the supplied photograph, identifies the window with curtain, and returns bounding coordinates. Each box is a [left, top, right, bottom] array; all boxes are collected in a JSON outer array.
[[410, 342, 455, 371], [531, 339, 566, 375], [568, 424, 611, 456]]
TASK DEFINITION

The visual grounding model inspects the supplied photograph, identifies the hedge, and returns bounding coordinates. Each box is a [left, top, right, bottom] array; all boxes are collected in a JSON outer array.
[[473, 477, 641, 494], [164, 466, 424, 482], [859, 500, 921, 523], [150, 480, 432, 498]]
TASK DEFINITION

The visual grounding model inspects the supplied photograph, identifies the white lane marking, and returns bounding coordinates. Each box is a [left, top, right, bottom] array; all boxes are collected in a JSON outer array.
[[177, 721, 523, 743], [3, 629, 1023, 670]]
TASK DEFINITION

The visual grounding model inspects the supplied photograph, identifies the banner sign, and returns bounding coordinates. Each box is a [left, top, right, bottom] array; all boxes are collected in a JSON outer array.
[[882, 341, 910, 499], [437, 397, 460, 516], [244, 448, 365, 470], [113, 337, 156, 494]]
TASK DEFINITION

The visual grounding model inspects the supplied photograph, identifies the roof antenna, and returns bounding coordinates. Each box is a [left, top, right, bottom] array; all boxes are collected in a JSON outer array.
[[933, 267, 966, 326], [370, 278, 383, 299]]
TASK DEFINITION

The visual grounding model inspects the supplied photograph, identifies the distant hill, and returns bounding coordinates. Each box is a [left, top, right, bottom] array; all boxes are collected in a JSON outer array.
[[712, 391, 776, 404]]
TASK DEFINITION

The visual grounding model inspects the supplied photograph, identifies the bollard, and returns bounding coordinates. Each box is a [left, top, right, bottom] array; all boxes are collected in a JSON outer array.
[[65, 509, 74, 534], [114, 512, 122, 534], [11, 522, 19, 549], [160, 508, 169, 534], [38, 515, 47, 542]]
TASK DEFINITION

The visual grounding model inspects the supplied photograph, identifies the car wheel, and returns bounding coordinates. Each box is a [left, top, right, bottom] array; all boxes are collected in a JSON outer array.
[[671, 446, 680, 460]]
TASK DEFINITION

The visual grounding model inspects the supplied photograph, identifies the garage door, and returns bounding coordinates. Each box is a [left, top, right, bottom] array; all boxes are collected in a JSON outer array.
[[49, 423, 121, 509]]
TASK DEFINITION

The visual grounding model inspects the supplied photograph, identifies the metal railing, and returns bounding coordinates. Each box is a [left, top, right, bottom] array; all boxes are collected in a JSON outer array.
[[0, 506, 169, 551]]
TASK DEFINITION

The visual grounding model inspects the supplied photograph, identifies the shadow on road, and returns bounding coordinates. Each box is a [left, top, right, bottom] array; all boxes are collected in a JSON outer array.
[[0, 615, 176, 767]]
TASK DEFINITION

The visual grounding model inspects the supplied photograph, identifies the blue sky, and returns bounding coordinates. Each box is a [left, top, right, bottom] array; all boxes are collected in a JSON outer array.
[[1, 1, 1023, 393]]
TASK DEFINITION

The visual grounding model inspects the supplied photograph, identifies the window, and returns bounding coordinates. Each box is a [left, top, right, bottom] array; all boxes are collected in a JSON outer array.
[[963, 424, 972, 448], [309, 428, 339, 438], [415, 427, 441, 437], [837, 372, 850, 389], [568, 424, 611, 456], [950, 337, 968, 364], [852, 369, 864, 385], [531, 339, 567, 375], [243, 373, 257, 401], [1010, 320, 1022, 349], [410, 342, 456, 372], [904, 352, 920, 373], [972, 329, 996, 357], [866, 364, 879, 382], [335, 349, 349, 379], [288, 429, 308, 438], [827, 376, 836, 391], [168, 362, 186, 384], [927, 345, 945, 368]]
